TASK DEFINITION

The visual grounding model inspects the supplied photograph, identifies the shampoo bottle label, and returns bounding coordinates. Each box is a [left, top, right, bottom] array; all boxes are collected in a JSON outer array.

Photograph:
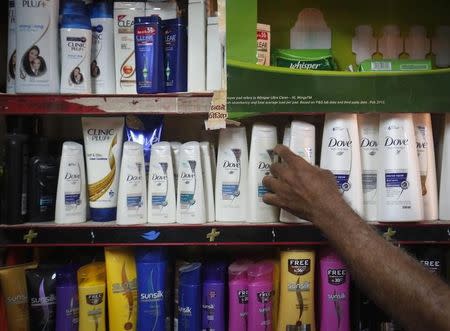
[[360, 133, 378, 201], [125, 162, 145, 213], [256, 150, 274, 200], [415, 125, 429, 196], [151, 162, 169, 211], [179, 160, 197, 211], [221, 149, 242, 201], [64, 161, 82, 213]]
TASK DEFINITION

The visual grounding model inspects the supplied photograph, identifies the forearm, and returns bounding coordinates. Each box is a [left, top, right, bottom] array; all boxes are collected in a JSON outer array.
[[314, 204, 450, 331]]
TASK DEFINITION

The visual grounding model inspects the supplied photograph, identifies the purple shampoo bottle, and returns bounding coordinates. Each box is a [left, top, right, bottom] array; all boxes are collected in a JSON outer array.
[[202, 262, 227, 331], [56, 265, 79, 331], [248, 262, 274, 331], [319, 249, 350, 331], [228, 261, 250, 331]]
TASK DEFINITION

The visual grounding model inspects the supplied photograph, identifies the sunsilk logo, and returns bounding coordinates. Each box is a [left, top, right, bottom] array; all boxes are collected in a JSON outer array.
[[66, 37, 87, 52], [140, 290, 163, 301], [87, 128, 114, 141], [258, 161, 271, 170], [178, 306, 192, 316], [328, 137, 352, 148], [6, 294, 27, 305], [31, 294, 56, 305], [180, 172, 195, 179], [360, 138, 378, 148], [202, 303, 214, 310], [384, 137, 408, 146], [223, 160, 240, 169], [21, 0, 49, 8], [117, 15, 133, 28]]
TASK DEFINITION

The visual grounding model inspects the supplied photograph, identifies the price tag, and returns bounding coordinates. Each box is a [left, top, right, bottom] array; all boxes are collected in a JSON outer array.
[[205, 90, 227, 130]]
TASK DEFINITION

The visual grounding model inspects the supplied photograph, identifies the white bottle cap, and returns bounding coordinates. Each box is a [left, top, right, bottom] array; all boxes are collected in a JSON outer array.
[[433, 26, 450, 68], [378, 25, 403, 59], [290, 8, 332, 50], [352, 25, 377, 64], [405, 25, 430, 60]]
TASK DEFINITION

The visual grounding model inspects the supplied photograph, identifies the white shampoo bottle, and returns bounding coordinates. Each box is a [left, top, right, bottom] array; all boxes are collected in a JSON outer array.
[[148, 142, 176, 224], [177, 142, 206, 224], [378, 113, 424, 222], [200, 142, 215, 223], [248, 124, 279, 223], [439, 114, 450, 221], [280, 121, 315, 223], [170, 142, 182, 193], [413, 114, 438, 221], [358, 114, 379, 221], [320, 113, 364, 216], [215, 127, 248, 222], [117, 142, 147, 225], [55, 142, 87, 224]]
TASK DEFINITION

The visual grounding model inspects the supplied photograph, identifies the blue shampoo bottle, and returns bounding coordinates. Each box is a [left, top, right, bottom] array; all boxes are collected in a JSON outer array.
[[134, 15, 165, 94], [202, 262, 227, 331], [164, 18, 187, 92], [178, 263, 202, 330], [136, 248, 168, 331]]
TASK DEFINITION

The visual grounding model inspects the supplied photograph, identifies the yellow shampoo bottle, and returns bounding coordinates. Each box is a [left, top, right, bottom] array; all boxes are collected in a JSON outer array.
[[105, 247, 138, 331], [278, 250, 316, 331], [78, 262, 106, 331]]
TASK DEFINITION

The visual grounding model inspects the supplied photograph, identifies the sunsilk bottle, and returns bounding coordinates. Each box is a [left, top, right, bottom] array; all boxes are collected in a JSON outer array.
[[178, 263, 202, 330], [55, 265, 79, 331], [248, 262, 274, 331], [136, 248, 168, 331], [164, 18, 187, 92], [60, 9, 92, 94], [202, 262, 227, 331], [228, 261, 250, 331], [319, 249, 350, 331], [90, 1, 115, 94], [134, 15, 165, 94]]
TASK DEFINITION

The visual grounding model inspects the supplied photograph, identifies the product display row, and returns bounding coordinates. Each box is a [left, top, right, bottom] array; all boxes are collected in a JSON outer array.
[[6, 0, 222, 95], [2, 113, 450, 225], [0, 246, 447, 331]]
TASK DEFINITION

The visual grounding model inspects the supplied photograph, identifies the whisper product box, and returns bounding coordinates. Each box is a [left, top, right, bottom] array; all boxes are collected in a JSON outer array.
[[359, 59, 432, 72], [114, 1, 145, 94]]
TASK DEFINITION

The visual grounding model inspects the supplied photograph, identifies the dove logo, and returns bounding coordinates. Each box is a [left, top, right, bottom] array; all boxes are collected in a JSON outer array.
[[361, 138, 378, 148], [385, 137, 408, 147], [328, 138, 352, 148]]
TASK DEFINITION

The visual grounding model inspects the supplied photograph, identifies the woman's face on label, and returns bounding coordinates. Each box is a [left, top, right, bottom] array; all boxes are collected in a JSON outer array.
[[32, 58, 41, 70], [29, 49, 38, 61]]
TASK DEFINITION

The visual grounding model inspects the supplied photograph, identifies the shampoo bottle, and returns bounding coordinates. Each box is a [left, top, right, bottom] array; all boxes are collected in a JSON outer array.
[[278, 250, 316, 331], [55, 265, 79, 331], [55, 142, 87, 224], [136, 248, 168, 331], [319, 249, 350, 331], [117, 142, 147, 225], [60, 10, 92, 94], [248, 262, 274, 331], [228, 261, 250, 331], [215, 127, 248, 222], [90, 1, 115, 94], [280, 121, 315, 223], [7, 0, 16, 93], [145, 0, 177, 19], [164, 18, 188, 92], [358, 114, 379, 221], [148, 142, 176, 224], [440, 114, 450, 220], [321, 113, 363, 216], [178, 263, 202, 330], [202, 262, 227, 331], [15, 0, 60, 93], [170, 142, 182, 193], [413, 114, 438, 220], [77, 262, 106, 331], [378, 113, 424, 222], [248, 123, 279, 223], [177, 142, 206, 224], [200, 142, 215, 223], [134, 15, 165, 94]]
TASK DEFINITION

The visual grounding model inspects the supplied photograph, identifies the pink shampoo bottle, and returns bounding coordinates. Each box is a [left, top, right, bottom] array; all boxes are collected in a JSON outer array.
[[248, 262, 274, 331], [228, 261, 250, 331]]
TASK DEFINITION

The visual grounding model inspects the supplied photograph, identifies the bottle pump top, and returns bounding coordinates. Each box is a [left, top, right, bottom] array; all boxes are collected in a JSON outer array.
[[433, 26, 450, 68], [179, 263, 202, 286], [352, 25, 376, 64], [204, 262, 227, 283], [290, 8, 332, 50], [405, 25, 430, 60], [228, 261, 250, 282], [248, 262, 273, 283], [378, 25, 403, 59], [136, 248, 168, 263]]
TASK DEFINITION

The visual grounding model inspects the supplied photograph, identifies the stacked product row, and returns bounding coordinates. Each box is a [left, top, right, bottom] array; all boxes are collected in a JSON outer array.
[[1, 246, 447, 331], [6, 0, 222, 94], [3, 113, 450, 224]]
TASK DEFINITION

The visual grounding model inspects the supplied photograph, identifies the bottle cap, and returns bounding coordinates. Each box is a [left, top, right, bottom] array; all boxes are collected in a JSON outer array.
[[290, 8, 332, 50], [228, 261, 250, 282], [136, 248, 168, 263], [405, 25, 430, 60], [248, 262, 273, 282], [179, 263, 202, 286], [61, 141, 83, 156], [90, 1, 112, 19], [61, 13, 92, 30], [204, 262, 227, 282], [378, 25, 403, 59], [352, 25, 377, 64], [61, 0, 88, 17]]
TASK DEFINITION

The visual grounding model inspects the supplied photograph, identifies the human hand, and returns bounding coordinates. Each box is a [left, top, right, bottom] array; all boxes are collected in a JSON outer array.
[[262, 145, 346, 224]]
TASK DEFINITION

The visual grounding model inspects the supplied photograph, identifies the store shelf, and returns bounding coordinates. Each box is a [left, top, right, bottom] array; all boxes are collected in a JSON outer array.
[[0, 93, 213, 115], [1, 222, 449, 247]]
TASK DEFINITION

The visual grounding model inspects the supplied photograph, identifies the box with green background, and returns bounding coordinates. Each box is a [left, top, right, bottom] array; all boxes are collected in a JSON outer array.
[[226, 0, 450, 118]]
